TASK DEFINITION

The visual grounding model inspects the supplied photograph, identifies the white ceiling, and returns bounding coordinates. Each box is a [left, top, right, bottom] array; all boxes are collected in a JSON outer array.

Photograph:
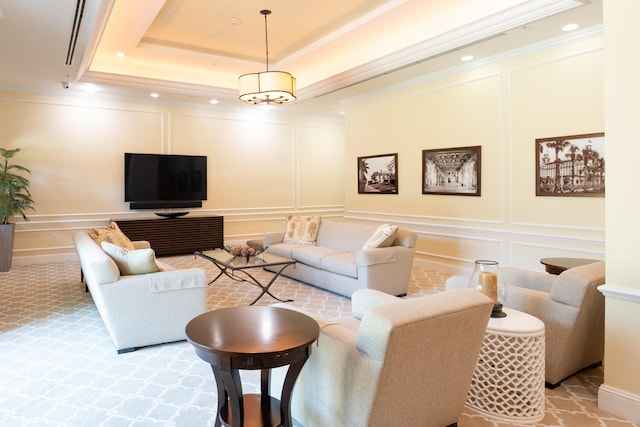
[[0, 0, 601, 118]]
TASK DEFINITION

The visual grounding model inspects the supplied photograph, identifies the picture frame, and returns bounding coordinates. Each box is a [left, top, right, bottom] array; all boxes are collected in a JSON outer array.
[[357, 153, 398, 194], [536, 132, 605, 197], [422, 146, 481, 196]]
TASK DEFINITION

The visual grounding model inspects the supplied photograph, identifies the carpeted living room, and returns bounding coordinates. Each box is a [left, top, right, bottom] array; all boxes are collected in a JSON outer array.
[[0, 255, 633, 426], [2, 1, 640, 425]]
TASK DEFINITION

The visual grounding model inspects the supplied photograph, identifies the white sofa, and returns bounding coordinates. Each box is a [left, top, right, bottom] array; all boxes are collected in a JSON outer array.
[[271, 288, 494, 427], [263, 220, 417, 297], [72, 231, 207, 353]]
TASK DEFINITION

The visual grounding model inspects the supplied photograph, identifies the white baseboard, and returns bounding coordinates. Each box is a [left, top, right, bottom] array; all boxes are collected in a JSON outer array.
[[12, 253, 78, 266], [599, 384, 640, 422]]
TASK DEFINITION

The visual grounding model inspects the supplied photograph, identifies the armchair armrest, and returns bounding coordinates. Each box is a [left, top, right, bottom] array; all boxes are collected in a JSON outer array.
[[551, 262, 605, 307], [263, 231, 285, 247], [499, 267, 555, 293], [445, 275, 469, 291], [351, 289, 399, 319]]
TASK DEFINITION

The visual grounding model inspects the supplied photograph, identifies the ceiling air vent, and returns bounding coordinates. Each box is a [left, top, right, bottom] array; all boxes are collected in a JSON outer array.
[[65, 0, 86, 65]]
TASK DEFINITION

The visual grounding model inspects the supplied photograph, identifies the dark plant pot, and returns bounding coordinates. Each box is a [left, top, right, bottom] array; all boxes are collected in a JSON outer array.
[[0, 223, 16, 272]]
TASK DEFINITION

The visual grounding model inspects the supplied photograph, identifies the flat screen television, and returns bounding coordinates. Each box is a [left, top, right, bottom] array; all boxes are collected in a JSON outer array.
[[124, 153, 207, 211]]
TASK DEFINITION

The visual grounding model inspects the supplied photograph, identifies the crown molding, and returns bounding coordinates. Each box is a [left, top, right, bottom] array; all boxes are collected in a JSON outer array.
[[299, 0, 585, 100]]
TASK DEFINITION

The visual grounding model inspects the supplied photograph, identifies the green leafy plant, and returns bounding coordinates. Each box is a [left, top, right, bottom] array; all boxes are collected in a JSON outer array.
[[1, 148, 35, 224]]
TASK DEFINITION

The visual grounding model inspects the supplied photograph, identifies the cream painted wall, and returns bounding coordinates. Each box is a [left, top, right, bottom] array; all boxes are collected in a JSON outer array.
[[169, 114, 296, 209], [511, 51, 604, 228], [345, 34, 605, 273], [597, 0, 640, 421], [0, 94, 345, 263], [349, 74, 502, 220]]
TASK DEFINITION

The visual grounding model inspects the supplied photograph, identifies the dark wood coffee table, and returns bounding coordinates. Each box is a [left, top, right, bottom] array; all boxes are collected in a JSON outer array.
[[186, 306, 320, 427], [539, 257, 599, 275]]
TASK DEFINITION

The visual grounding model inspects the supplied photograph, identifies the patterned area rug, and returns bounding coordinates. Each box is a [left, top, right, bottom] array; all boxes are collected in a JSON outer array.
[[0, 256, 636, 426]]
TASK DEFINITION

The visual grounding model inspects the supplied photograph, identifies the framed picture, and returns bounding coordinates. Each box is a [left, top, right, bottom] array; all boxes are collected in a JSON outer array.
[[357, 153, 398, 194], [536, 132, 605, 197], [422, 146, 481, 196]]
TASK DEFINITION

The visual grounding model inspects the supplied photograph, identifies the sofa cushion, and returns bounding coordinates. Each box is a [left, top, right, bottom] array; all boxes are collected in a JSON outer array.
[[283, 215, 322, 245], [321, 253, 358, 278], [362, 223, 398, 250], [291, 246, 345, 269], [316, 221, 379, 253], [101, 242, 160, 275], [89, 221, 135, 250], [267, 243, 307, 259]]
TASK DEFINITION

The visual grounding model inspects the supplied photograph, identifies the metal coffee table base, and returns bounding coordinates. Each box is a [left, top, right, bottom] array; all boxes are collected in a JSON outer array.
[[195, 250, 296, 305], [212, 262, 294, 305]]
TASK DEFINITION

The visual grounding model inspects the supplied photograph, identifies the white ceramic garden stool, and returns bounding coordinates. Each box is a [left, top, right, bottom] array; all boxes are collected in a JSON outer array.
[[465, 307, 545, 424]]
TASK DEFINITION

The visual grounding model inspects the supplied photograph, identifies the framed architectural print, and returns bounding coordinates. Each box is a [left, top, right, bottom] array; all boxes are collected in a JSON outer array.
[[357, 153, 398, 194], [422, 146, 481, 196], [536, 132, 605, 197]]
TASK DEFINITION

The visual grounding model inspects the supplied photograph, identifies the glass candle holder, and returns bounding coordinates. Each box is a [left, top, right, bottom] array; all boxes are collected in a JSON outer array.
[[468, 259, 507, 318]]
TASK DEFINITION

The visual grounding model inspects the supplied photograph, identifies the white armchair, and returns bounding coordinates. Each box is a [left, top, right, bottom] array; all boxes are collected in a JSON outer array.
[[272, 288, 493, 427], [500, 261, 605, 387], [446, 261, 605, 387]]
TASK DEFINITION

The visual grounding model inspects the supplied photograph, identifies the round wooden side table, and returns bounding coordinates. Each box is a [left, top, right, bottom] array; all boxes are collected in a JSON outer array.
[[465, 307, 546, 424], [540, 257, 599, 275], [186, 306, 320, 427]]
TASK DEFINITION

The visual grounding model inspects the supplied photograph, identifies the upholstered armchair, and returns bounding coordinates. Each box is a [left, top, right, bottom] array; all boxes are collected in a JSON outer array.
[[272, 288, 493, 427], [446, 261, 605, 387]]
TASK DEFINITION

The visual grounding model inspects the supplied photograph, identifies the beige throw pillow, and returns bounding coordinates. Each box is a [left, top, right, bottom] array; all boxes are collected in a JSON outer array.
[[362, 223, 398, 250], [88, 221, 135, 250], [87, 227, 107, 243], [283, 215, 322, 245], [101, 241, 160, 275]]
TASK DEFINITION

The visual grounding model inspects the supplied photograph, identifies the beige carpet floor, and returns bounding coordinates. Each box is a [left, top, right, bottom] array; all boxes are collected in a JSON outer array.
[[0, 255, 636, 426]]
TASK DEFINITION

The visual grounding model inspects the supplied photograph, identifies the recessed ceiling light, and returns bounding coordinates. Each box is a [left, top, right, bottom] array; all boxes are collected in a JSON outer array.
[[210, 99, 219, 105], [562, 23, 579, 32], [82, 83, 99, 93], [461, 55, 474, 62], [150, 93, 159, 98], [116, 52, 126, 58]]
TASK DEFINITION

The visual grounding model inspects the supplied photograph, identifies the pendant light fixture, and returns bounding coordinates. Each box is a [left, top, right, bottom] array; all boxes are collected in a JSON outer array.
[[239, 10, 297, 105]]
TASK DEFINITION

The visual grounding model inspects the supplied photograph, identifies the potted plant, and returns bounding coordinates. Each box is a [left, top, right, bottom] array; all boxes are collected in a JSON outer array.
[[1, 148, 35, 271]]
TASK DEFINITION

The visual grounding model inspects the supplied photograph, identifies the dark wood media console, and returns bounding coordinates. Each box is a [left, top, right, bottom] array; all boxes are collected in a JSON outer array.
[[115, 216, 224, 257]]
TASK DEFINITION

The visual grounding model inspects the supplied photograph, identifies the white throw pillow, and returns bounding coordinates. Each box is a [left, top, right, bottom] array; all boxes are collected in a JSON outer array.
[[101, 241, 159, 275], [283, 215, 322, 245], [362, 223, 398, 250]]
